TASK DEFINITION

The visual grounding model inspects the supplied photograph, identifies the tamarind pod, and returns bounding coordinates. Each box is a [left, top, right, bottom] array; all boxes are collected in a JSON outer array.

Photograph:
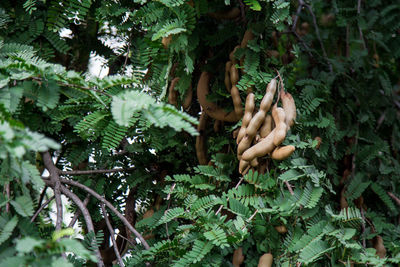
[[272, 105, 287, 146], [182, 85, 193, 110], [232, 128, 240, 139], [271, 145, 295, 160], [275, 225, 288, 234], [255, 134, 261, 143], [143, 208, 154, 219], [236, 93, 255, 144], [250, 158, 258, 167], [236, 127, 247, 145], [229, 45, 240, 65], [168, 77, 180, 107], [373, 235, 386, 258], [208, 7, 240, 20], [232, 248, 245, 267], [213, 120, 222, 133], [231, 85, 243, 118], [239, 159, 250, 174], [196, 113, 208, 165], [280, 90, 296, 127], [241, 29, 254, 48], [266, 50, 280, 59], [237, 136, 252, 160], [162, 35, 172, 49], [197, 72, 239, 122], [258, 253, 273, 267], [260, 78, 277, 111], [340, 188, 348, 210], [225, 61, 233, 92], [314, 136, 322, 149], [259, 115, 273, 138], [242, 129, 276, 162], [245, 79, 277, 137], [245, 111, 266, 138], [230, 64, 239, 85]]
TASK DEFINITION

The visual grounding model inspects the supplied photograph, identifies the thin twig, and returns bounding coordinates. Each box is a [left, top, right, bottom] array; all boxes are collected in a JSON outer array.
[[360, 207, 366, 248], [303, 2, 333, 72], [55, 178, 150, 250], [285, 181, 294, 195], [388, 192, 400, 207], [116, 233, 136, 247], [357, 0, 367, 50], [31, 196, 55, 223], [68, 194, 90, 228], [101, 203, 125, 267], [60, 167, 135, 176], [36, 186, 48, 213], [42, 151, 63, 231], [215, 178, 244, 215], [5, 183, 10, 212]]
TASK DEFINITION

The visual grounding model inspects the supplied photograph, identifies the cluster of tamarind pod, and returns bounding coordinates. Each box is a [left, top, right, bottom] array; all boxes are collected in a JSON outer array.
[[236, 76, 296, 175], [232, 248, 273, 267]]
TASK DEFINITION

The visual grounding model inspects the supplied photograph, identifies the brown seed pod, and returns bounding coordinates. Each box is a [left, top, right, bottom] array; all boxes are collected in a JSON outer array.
[[196, 112, 209, 165], [239, 159, 250, 174], [274, 225, 288, 234], [209, 7, 241, 20], [231, 85, 243, 118], [373, 235, 386, 258], [213, 120, 222, 133], [259, 115, 273, 138], [197, 72, 239, 122], [314, 136, 322, 149], [232, 247, 245, 267], [280, 90, 296, 128], [258, 253, 273, 267], [340, 188, 348, 210], [143, 208, 154, 219], [237, 136, 252, 160], [271, 145, 295, 160], [236, 93, 255, 144], [241, 29, 254, 48], [230, 64, 239, 85], [250, 158, 259, 167], [182, 85, 193, 110], [272, 104, 287, 146], [225, 61, 233, 92], [242, 129, 276, 162], [162, 35, 172, 49], [168, 77, 180, 107], [266, 50, 280, 59], [246, 79, 277, 137], [229, 45, 240, 65]]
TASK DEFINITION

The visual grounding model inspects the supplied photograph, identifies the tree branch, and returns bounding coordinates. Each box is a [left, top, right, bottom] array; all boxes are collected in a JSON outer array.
[[388, 192, 400, 206], [56, 178, 150, 250], [43, 180, 105, 267], [31, 196, 55, 223], [68, 194, 91, 228], [357, 0, 367, 50], [60, 167, 135, 176], [100, 203, 125, 267], [42, 151, 63, 231]]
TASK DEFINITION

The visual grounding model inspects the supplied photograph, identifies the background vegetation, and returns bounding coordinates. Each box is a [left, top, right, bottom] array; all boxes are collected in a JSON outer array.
[[0, 0, 400, 266]]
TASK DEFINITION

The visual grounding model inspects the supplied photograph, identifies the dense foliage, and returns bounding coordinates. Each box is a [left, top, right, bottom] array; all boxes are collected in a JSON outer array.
[[1, 0, 400, 266]]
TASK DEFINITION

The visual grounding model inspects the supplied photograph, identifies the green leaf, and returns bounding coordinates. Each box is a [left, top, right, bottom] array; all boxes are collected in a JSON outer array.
[[0, 216, 18, 245], [279, 169, 305, 182], [10, 195, 34, 217], [59, 238, 97, 262], [16, 237, 44, 253]]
